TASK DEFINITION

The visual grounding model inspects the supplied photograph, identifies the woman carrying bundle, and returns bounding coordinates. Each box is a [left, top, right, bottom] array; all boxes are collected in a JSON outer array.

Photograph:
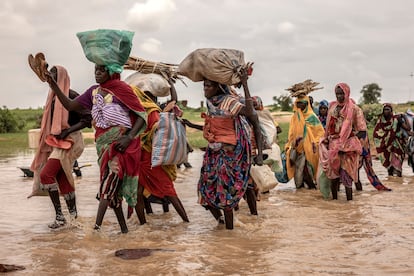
[[45, 29, 147, 233], [131, 78, 189, 224], [196, 68, 261, 229], [285, 95, 325, 189]]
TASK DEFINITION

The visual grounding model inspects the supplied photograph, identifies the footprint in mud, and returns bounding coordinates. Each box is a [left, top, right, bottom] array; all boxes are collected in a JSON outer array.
[[115, 248, 174, 260]]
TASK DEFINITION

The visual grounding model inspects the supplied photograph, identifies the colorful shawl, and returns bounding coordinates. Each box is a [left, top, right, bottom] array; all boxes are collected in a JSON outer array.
[[324, 83, 365, 181], [94, 76, 147, 207], [373, 103, 406, 172], [359, 135, 391, 191], [198, 92, 252, 211], [285, 95, 325, 180]]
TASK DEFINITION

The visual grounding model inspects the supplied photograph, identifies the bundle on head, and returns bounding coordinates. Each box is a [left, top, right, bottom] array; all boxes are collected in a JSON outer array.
[[286, 79, 323, 98], [124, 55, 183, 83]]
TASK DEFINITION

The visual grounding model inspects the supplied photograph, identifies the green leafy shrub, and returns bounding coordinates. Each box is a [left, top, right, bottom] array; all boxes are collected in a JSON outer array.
[[0, 106, 25, 133], [360, 103, 382, 127]]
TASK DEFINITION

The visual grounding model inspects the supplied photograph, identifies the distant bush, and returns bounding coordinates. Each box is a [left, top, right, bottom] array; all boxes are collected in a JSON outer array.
[[273, 94, 293, 111], [360, 103, 382, 127], [0, 106, 25, 133]]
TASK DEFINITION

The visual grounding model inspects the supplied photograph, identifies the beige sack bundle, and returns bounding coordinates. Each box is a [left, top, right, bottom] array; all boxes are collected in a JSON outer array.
[[124, 55, 180, 80], [257, 109, 277, 148], [178, 48, 247, 85], [124, 72, 171, 97]]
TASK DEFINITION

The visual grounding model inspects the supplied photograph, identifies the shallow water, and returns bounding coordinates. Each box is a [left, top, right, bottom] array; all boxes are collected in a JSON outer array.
[[1, 146, 414, 275]]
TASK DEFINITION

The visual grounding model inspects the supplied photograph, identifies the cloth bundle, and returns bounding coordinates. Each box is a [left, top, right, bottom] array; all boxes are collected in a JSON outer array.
[[124, 72, 171, 97], [178, 48, 247, 85], [257, 109, 277, 149]]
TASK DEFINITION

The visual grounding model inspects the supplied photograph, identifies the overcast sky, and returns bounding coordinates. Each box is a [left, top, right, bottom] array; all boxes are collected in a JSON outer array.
[[1, 0, 414, 109]]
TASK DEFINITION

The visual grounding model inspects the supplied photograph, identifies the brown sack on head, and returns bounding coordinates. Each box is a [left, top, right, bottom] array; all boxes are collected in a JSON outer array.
[[178, 48, 246, 85]]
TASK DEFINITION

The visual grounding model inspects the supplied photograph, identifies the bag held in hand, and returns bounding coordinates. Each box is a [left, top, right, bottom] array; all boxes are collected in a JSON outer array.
[[151, 112, 187, 167]]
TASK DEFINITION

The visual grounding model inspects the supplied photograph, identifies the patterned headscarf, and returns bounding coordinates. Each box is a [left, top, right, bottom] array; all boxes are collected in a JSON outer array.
[[320, 100, 329, 106], [317, 99, 329, 128]]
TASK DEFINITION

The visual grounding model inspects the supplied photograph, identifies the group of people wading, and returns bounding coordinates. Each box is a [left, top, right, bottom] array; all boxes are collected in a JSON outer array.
[[28, 29, 412, 232], [285, 81, 413, 202], [28, 29, 265, 231]]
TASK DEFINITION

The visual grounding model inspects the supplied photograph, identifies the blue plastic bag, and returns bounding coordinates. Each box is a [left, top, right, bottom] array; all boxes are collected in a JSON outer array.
[[275, 151, 289, 183]]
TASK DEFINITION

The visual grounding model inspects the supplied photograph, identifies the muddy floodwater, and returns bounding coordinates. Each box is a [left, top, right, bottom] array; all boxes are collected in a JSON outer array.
[[1, 145, 414, 275]]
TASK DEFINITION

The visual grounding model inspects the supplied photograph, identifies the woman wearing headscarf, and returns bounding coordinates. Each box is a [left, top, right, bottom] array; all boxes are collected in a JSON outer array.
[[29, 65, 91, 229], [131, 81, 189, 224], [320, 83, 366, 200], [317, 100, 329, 129], [285, 95, 325, 189], [373, 103, 411, 177], [44, 30, 147, 233], [46, 64, 147, 233], [196, 68, 260, 230]]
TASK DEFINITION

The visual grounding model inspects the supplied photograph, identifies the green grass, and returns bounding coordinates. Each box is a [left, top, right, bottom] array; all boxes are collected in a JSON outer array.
[[0, 132, 94, 156], [0, 132, 32, 155], [180, 107, 206, 123], [277, 122, 289, 149]]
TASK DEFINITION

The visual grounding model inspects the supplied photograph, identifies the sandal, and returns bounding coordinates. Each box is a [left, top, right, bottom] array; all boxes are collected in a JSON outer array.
[[48, 218, 66, 229], [28, 52, 49, 82]]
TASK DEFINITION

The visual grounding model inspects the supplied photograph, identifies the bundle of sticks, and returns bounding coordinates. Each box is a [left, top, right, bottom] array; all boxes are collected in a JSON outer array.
[[285, 79, 323, 98], [124, 55, 183, 83]]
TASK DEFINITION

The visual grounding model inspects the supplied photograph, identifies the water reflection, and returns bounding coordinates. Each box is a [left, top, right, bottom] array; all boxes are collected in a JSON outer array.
[[1, 146, 414, 275]]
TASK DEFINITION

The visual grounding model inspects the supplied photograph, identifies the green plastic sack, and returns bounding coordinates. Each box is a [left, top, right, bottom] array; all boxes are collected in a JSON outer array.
[[76, 29, 134, 74]]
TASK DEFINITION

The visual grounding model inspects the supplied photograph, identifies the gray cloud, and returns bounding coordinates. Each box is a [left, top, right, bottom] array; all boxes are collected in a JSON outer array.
[[1, 0, 414, 109]]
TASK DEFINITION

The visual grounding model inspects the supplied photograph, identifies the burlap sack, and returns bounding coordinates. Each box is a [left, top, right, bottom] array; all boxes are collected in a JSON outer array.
[[178, 48, 246, 85], [124, 72, 171, 97]]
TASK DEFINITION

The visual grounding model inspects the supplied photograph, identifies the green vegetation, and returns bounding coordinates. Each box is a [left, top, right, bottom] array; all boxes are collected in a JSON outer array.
[[272, 94, 292, 111], [0, 106, 37, 133], [359, 83, 382, 105], [277, 122, 289, 149], [9, 108, 44, 131], [0, 133, 31, 155]]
